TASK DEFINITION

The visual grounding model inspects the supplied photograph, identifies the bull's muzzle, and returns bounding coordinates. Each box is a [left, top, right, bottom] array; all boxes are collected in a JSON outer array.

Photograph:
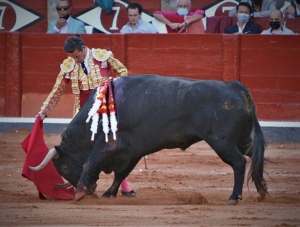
[[29, 148, 59, 171]]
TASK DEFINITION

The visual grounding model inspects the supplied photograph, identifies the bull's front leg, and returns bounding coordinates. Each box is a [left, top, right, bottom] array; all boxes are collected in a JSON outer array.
[[75, 138, 120, 201], [75, 146, 115, 201], [102, 156, 142, 198], [75, 158, 101, 201], [101, 175, 123, 198]]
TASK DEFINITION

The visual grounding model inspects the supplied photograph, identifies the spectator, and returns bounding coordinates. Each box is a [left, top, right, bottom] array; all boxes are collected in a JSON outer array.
[[153, 0, 205, 33], [38, 36, 136, 197], [229, 0, 276, 18], [261, 9, 295, 34], [225, 2, 260, 34], [120, 3, 158, 33], [47, 0, 86, 34], [276, 0, 292, 9], [283, 0, 300, 18]]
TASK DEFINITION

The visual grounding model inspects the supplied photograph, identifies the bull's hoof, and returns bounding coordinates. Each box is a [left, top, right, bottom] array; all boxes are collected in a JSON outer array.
[[121, 190, 136, 197], [101, 195, 116, 198], [227, 199, 238, 205], [257, 184, 268, 201], [227, 195, 242, 205], [75, 191, 86, 201], [102, 192, 117, 198], [85, 183, 97, 195], [257, 191, 268, 202]]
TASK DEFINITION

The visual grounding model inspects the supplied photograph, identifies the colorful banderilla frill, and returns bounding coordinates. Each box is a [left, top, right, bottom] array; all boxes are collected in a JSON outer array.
[[86, 78, 117, 142]]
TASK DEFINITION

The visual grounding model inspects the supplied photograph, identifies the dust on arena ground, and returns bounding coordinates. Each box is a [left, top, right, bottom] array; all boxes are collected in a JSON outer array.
[[0, 129, 299, 226]]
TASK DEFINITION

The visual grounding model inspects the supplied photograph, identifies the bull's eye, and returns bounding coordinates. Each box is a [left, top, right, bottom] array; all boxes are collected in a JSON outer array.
[[61, 164, 69, 174]]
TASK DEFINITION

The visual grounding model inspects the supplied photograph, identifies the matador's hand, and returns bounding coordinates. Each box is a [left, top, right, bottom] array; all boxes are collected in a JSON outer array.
[[36, 113, 46, 120]]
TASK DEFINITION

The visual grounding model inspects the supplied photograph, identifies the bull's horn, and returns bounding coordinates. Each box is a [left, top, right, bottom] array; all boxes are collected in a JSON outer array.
[[29, 148, 59, 171], [56, 182, 72, 188]]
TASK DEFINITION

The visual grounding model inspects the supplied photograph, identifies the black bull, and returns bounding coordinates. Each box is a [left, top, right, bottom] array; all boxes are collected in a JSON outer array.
[[31, 75, 268, 204]]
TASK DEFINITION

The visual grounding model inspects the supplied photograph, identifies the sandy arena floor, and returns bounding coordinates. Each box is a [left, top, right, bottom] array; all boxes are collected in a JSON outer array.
[[0, 129, 299, 226]]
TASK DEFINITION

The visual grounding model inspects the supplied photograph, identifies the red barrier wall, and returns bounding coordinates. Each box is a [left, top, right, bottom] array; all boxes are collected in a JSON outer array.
[[0, 33, 5, 116], [240, 35, 300, 121], [0, 32, 299, 120]]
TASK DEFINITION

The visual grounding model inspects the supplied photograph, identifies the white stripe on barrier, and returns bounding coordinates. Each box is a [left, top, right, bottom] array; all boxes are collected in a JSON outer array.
[[0, 118, 299, 128], [259, 121, 300, 127]]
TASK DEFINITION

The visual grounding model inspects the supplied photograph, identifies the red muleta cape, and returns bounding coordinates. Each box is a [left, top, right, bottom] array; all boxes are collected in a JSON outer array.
[[21, 116, 74, 200]]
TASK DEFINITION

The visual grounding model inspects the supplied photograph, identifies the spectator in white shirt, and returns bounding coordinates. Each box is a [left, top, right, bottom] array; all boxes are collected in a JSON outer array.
[[120, 3, 158, 34], [261, 10, 295, 34]]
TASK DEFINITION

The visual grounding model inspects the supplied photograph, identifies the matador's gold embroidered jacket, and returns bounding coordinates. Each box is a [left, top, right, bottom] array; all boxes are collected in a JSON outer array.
[[39, 48, 128, 117]]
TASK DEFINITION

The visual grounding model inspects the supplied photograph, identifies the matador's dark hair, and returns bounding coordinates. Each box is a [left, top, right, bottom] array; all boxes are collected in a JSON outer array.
[[63, 35, 85, 53]]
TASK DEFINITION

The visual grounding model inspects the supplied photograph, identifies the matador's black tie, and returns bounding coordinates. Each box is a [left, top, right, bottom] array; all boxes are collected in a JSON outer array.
[[81, 62, 88, 75]]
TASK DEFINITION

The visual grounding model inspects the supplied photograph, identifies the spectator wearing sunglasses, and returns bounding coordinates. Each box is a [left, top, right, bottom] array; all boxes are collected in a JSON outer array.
[[47, 0, 86, 34]]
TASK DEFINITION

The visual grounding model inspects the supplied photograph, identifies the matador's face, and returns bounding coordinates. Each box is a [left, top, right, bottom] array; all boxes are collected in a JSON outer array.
[[67, 45, 87, 63]]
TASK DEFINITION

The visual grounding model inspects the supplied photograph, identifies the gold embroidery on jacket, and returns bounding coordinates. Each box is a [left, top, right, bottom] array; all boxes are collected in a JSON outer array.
[[108, 56, 128, 76], [92, 48, 110, 61], [73, 94, 80, 117], [39, 71, 68, 116], [40, 48, 128, 116], [61, 57, 75, 73]]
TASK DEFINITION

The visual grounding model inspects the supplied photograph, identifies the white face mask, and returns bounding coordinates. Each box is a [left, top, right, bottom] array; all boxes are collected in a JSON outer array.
[[177, 8, 189, 15], [237, 13, 250, 23]]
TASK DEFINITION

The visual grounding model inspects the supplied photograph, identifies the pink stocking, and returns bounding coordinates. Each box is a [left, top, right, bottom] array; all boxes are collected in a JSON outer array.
[[120, 178, 131, 192]]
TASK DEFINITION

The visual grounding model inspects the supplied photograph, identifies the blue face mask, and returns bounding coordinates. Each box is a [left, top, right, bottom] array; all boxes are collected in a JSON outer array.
[[237, 13, 250, 23], [177, 8, 189, 16]]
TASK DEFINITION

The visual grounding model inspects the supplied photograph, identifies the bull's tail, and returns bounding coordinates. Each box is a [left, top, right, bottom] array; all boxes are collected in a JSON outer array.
[[244, 92, 268, 199]]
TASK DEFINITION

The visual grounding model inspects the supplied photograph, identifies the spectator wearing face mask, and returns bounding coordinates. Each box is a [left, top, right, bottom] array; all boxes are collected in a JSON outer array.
[[261, 9, 295, 34], [225, 2, 260, 34], [153, 0, 205, 33], [229, 0, 276, 18], [283, 0, 300, 18]]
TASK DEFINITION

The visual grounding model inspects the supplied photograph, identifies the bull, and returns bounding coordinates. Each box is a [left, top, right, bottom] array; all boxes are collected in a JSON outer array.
[[30, 75, 268, 205]]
